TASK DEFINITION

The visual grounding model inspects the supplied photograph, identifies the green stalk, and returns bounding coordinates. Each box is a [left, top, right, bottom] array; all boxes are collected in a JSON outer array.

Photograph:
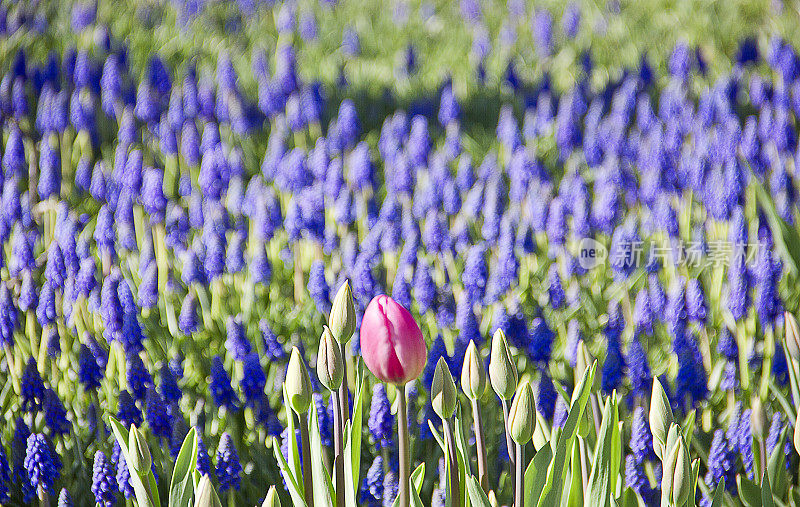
[[736, 320, 750, 394], [443, 417, 461, 504], [3, 343, 20, 393], [501, 399, 515, 466], [397, 384, 410, 507], [37, 325, 49, 371], [332, 391, 345, 507], [299, 412, 315, 507], [37, 485, 50, 507], [759, 327, 774, 399], [471, 398, 489, 493], [514, 443, 524, 507], [339, 341, 350, 424]]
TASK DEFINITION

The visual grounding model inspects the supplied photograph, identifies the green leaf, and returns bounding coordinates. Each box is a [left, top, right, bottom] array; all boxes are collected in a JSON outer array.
[[466, 475, 492, 507], [738, 475, 762, 507], [309, 404, 335, 507], [282, 386, 303, 484], [538, 362, 596, 507], [768, 428, 789, 500], [272, 438, 307, 507], [168, 427, 198, 507], [753, 176, 800, 274], [391, 464, 426, 507], [411, 463, 425, 494], [617, 487, 639, 507], [108, 417, 160, 507], [681, 410, 696, 449], [344, 378, 366, 506], [409, 479, 425, 507], [685, 458, 699, 507], [427, 421, 446, 452], [710, 478, 725, 507], [452, 404, 471, 507], [763, 472, 775, 507], [525, 443, 553, 507], [610, 419, 622, 495], [587, 393, 618, 507], [566, 438, 584, 507]]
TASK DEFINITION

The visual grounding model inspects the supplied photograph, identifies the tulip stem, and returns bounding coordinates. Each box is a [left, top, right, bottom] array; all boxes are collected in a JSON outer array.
[[397, 383, 410, 507], [515, 443, 524, 507], [501, 399, 515, 466], [443, 417, 461, 504], [339, 341, 350, 424], [471, 398, 489, 493], [298, 413, 315, 507], [332, 390, 345, 507]]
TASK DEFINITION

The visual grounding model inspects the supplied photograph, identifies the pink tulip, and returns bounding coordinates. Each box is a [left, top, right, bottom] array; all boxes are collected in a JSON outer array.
[[360, 295, 427, 385]]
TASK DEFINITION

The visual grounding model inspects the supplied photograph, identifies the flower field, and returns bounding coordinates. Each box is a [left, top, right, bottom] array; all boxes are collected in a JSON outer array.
[[4, 0, 800, 505]]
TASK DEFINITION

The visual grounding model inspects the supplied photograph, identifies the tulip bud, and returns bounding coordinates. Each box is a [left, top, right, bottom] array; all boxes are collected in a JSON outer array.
[[194, 474, 223, 507], [661, 432, 691, 506], [128, 425, 152, 474], [329, 280, 356, 343], [489, 329, 518, 400], [461, 340, 486, 400], [751, 396, 766, 439], [286, 347, 312, 414], [432, 357, 458, 419], [649, 377, 674, 460], [262, 486, 281, 507], [785, 311, 800, 361], [316, 326, 344, 391], [360, 295, 427, 385], [508, 380, 536, 444]]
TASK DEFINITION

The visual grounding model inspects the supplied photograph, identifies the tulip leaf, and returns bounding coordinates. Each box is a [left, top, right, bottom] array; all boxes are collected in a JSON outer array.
[[763, 472, 775, 507], [282, 386, 303, 484], [272, 437, 307, 507], [538, 362, 596, 507], [168, 427, 197, 507], [309, 404, 335, 507], [427, 421, 446, 453], [587, 393, 618, 507], [681, 410, 696, 449], [685, 458, 700, 507], [466, 475, 492, 507], [566, 438, 584, 507], [617, 487, 639, 507], [452, 404, 471, 507], [344, 378, 366, 506], [108, 417, 160, 507], [737, 475, 762, 507], [710, 478, 725, 507], [611, 419, 622, 495], [411, 463, 425, 493], [767, 428, 789, 499], [524, 442, 553, 507], [410, 484, 424, 507], [391, 463, 426, 507]]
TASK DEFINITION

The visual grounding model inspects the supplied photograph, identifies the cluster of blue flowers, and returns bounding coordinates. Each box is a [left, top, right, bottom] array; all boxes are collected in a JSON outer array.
[[0, 0, 799, 504]]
